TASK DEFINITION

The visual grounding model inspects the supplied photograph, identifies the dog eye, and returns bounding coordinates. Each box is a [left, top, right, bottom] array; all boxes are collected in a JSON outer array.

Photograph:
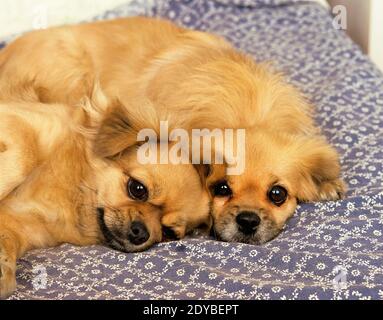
[[212, 180, 232, 197], [268, 185, 288, 206], [127, 178, 148, 201]]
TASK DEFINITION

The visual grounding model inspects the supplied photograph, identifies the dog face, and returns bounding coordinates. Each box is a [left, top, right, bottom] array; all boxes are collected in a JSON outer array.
[[94, 151, 210, 252], [91, 159, 163, 252], [91, 101, 211, 252], [206, 129, 345, 244]]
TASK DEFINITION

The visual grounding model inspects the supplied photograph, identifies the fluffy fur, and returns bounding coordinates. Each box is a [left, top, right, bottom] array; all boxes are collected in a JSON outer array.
[[0, 90, 210, 298], [0, 17, 345, 248]]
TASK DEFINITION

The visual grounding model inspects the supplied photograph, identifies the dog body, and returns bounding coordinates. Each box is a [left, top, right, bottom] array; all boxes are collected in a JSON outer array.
[[0, 17, 185, 105], [0, 17, 345, 247], [0, 99, 103, 297]]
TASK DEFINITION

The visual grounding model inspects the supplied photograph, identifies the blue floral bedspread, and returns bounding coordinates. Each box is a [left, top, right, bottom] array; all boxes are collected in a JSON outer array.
[[4, 0, 383, 300]]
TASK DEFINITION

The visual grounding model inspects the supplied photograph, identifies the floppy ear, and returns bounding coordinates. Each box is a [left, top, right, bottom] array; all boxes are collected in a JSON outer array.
[[91, 90, 165, 159], [93, 103, 139, 158], [193, 164, 212, 186], [295, 137, 346, 202]]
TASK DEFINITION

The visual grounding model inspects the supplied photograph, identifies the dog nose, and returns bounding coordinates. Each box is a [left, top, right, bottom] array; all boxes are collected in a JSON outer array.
[[236, 211, 261, 234], [128, 221, 149, 245]]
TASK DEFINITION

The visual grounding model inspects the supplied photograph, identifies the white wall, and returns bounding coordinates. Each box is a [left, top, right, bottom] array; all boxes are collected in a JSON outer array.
[[0, 0, 129, 38], [328, 0, 383, 71], [370, 0, 383, 71], [0, 0, 330, 39]]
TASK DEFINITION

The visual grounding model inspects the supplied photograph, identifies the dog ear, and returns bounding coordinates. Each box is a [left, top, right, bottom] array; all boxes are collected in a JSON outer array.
[[193, 164, 212, 186], [92, 92, 163, 159], [294, 137, 346, 202], [93, 103, 139, 158]]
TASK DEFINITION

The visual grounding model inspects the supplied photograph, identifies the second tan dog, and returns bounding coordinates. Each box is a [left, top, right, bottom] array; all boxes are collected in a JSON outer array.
[[0, 88, 210, 298]]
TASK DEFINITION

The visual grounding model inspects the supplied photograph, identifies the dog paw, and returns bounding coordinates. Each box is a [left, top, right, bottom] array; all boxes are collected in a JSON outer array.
[[0, 263, 16, 299], [161, 215, 186, 241], [317, 178, 347, 201]]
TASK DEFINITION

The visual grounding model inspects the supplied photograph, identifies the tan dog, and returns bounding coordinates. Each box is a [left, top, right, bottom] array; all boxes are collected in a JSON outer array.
[[0, 17, 345, 246], [0, 89, 210, 298]]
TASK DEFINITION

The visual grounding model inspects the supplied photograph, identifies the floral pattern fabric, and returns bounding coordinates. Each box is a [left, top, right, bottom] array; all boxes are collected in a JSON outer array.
[[3, 0, 383, 300]]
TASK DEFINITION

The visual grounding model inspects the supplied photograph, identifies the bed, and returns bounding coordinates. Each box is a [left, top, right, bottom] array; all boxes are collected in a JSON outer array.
[[2, 0, 383, 300]]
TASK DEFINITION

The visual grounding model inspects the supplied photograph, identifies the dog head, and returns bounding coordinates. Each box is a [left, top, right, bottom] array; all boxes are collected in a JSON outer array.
[[87, 94, 211, 252], [138, 43, 345, 245], [204, 128, 345, 245]]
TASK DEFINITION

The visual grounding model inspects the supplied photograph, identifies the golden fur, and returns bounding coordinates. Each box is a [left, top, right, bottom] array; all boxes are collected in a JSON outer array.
[[0, 17, 345, 249], [0, 89, 210, 298]]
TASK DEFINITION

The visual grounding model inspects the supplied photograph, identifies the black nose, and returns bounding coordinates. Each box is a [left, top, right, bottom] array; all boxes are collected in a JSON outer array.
[[128, 221, 149, 245], [236, 211, 261, 235]]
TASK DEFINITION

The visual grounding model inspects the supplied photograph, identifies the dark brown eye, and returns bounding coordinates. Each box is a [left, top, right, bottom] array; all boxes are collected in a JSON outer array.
[[127, 178, 148, 201], [212, 180, 232, 197], [268, 185, 288, 206]]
